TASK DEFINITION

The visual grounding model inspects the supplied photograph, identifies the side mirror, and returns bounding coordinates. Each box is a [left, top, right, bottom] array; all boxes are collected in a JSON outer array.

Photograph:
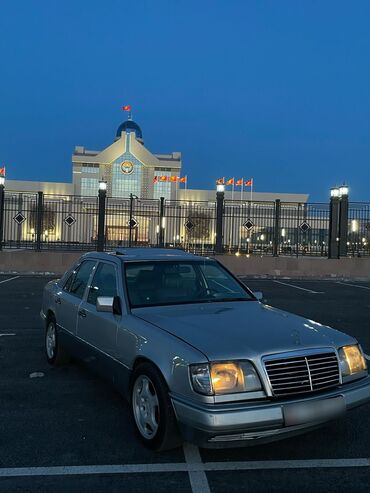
[[96, 296, 122, 315], [253, 291, 263, 301], [96, 296, 114, 312]]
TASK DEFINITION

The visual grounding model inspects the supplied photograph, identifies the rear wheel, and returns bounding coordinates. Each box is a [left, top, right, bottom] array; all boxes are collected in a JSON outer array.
[[45, 316, 70, 366], [131, 362, 181, 451]]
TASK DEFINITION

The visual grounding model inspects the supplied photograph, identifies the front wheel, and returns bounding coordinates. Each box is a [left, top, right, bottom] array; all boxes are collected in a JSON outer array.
[[45, 316, 70, 366], [131, 362, 181, 451]]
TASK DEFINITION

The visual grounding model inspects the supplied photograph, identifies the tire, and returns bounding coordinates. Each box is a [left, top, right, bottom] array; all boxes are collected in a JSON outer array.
[[130, 362, 182, 451], [45, 315, 70, 366]]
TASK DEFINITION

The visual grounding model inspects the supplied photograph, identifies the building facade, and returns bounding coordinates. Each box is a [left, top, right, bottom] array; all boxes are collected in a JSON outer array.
[[6, 117, 309, 204], [72, 119, 181, 200], [2, 117, 318, 252]]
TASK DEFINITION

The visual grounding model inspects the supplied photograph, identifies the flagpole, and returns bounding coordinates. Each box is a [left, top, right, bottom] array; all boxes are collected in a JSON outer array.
[[250, 180, 253, 204], [239, 179, 243, 251]]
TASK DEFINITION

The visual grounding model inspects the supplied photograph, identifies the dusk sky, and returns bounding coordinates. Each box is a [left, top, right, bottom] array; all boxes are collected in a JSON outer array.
[[1, 0, 370, 201]]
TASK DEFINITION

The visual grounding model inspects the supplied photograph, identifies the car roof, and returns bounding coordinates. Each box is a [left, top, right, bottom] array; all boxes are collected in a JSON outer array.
[[82, 248, 205, 263]]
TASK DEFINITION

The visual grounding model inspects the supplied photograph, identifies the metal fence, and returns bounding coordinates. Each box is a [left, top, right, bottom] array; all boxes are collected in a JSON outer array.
[[0, 190, 369, 257], [222, 201, 331, 257], [347, 203, 370, 257]]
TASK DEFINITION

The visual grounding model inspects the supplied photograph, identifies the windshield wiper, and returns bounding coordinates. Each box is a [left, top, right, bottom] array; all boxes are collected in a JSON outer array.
[[203, 297, 253, 303]]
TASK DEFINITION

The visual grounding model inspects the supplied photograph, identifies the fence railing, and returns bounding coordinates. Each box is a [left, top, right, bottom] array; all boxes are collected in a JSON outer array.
[[0, 189, 369, 257]]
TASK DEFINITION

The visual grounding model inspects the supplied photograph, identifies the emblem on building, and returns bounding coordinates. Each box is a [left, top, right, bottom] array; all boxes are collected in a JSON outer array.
[[120, 160, 134, 174]]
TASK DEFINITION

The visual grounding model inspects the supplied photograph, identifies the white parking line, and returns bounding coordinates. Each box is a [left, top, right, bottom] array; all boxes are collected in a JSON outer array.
[[336, 282, 370, 290], [0, 275, 20, 284], [273, 280, 324, 294], [0, 458, 370, 478], [0, 333, 16, 337], [183, 443, 210, 493]]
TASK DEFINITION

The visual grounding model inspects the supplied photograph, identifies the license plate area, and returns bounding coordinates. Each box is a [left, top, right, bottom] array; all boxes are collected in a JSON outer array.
[[283, 396, 346, 427]]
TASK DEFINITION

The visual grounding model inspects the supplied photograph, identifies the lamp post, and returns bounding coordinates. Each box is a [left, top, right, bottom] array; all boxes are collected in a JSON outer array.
[[328, 187, 340, 259], [215, 184, 225, 254], [338, 184, 349, 257], [328, 185, 349, 258], [0, 175, 5, 251], [97, 180, 107, 251]]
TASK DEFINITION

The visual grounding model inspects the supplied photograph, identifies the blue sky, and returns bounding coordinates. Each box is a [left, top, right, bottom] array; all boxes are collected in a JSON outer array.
[[1, 0, 370, 201]]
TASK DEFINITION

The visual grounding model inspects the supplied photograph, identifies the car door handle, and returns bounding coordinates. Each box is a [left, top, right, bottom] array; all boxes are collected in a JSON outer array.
[[78, 309, 87, 318], [55, 297, 61, 304]]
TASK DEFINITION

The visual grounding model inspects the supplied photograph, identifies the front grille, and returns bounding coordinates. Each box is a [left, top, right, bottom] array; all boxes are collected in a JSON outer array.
[[264, 351, 340, 397]]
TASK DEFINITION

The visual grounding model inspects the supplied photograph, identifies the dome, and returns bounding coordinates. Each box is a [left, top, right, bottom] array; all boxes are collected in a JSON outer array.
[[116, 120, 143, 140]]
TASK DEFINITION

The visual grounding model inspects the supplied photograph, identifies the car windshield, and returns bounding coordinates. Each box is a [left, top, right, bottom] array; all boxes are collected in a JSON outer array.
[[125, 259, 254, 308]]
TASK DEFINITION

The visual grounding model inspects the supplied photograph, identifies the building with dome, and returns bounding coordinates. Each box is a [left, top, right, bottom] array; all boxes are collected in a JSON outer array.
[[72, 118, 182, 200], [2, 116, 312, 251], [6, 116, 308, 204]]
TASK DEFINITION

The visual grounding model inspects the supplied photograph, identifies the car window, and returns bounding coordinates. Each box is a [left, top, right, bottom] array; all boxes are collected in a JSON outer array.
[[63, 270, 75, 292], [69, 260, 96, 299], [125, 260, 252, 308], [87, 262, 118, 305], [199, 263, 243, 294]]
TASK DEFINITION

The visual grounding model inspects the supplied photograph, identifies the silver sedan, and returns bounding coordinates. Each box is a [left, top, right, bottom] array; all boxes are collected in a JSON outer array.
[[40, 248, 370, 450]]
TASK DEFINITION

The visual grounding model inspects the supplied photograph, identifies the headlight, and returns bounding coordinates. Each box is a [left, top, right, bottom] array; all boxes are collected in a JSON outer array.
[[338, 344, 367, 381], [190, 361, 262, 395]]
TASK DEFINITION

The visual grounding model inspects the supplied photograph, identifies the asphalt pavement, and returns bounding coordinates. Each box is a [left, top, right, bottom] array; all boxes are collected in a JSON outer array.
[[0, 275, 369, 492]]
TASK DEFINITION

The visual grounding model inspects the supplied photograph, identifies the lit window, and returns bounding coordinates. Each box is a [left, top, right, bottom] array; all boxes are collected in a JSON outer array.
[[154, 170, 172, 200], [81, 177, 99, 196], [111, 155, 142, 198]]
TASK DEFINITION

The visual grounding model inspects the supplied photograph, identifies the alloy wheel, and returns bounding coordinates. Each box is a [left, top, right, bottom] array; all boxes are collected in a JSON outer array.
[[132, 375, 160, 439]]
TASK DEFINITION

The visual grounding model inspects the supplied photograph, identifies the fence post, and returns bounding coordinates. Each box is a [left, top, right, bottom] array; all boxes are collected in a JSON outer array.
[[97, 185, 106, 252], [338, 192, 349, 257], [273, 199, 281, 257], [328, 195, 340, 259], [35, 191, 44, 251], [129, 193, 134, 248], [159, 197, 165, 248], [215, 189, 224, 254], [0, 181, 5, 251]]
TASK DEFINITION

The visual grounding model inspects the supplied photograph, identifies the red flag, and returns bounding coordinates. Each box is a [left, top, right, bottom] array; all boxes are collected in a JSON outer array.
[[179, 176, 187, 183], [226, 178, 234, 185], [159, 175, 168, 182], [244, 178, 253, 187], [216, 178, 224, 185], [0, 167, 5, 176], [235, 178, 243, 186], [122, 105, 132, 111], [169, 176, 178, 183], [153, 175, 158, 183]]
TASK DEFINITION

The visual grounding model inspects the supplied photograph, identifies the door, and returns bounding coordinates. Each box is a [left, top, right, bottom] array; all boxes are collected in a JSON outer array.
[[55, 260, 97, 335], [76, 261, 119, 358]]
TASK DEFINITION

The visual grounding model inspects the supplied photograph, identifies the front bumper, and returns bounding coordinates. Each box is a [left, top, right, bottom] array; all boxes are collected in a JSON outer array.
[[171, 375, 370, 448]]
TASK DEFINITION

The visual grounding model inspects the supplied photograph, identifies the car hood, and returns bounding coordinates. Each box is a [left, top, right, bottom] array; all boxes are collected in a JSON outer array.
[[132, 301, 354, 360]]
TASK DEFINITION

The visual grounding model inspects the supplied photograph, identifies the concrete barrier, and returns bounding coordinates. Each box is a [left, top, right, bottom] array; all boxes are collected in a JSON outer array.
[[0, 251, 82, 275], [215, 255, 370, 279], [1, 250, 370, 279]]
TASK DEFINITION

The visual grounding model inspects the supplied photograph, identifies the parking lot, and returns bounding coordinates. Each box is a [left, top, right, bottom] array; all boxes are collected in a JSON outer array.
[[0, 274, 370, 492]]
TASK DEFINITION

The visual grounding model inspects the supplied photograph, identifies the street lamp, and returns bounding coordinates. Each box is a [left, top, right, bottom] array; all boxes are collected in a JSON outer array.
[[339, 185, 349, 197], [330, 187, 340, 198], [0, 176, 5, 187], [97, 180, 107, 252], [216, 184, 225, 192], [98, 180, 107, 191]]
